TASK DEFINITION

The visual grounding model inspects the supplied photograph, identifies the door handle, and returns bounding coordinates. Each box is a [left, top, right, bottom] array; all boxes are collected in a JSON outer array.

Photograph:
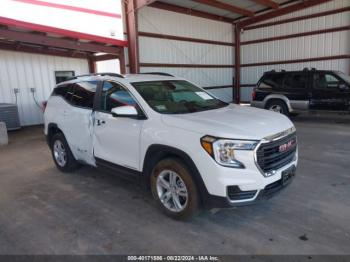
[[97, 119, 106, 126]]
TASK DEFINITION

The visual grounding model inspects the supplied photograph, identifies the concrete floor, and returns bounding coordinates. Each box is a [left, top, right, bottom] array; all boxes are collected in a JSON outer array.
[[0, 114, 349, 255]]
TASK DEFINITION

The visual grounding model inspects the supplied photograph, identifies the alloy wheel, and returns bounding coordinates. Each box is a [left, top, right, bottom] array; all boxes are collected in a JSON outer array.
[[269, 104, 282, 113], [156, 170, 188, 212], [53, 140, 67, 167]]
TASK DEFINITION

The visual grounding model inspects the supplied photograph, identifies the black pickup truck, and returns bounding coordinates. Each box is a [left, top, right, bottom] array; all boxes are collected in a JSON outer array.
[[251, 69, 350, 116]]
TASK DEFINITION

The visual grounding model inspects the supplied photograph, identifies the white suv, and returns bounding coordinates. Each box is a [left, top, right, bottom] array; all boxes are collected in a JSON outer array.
[[44, 73, 298, 219]]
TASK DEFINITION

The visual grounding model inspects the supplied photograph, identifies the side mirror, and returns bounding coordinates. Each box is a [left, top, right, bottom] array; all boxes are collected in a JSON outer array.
[[111, 105, 138, 117], [339, 83, 348, 90]]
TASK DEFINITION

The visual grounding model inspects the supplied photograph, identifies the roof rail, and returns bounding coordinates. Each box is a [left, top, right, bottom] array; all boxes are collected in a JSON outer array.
[[97, 72, 125, 78], [140, 72, 174, 77], [67, 72, 124, 81]]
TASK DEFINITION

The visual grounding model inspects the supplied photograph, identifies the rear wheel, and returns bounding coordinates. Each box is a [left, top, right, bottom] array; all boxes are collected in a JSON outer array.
[[150, 158, 199, 220], [266, 100, 289, 116], [51, 132, 80, 172]]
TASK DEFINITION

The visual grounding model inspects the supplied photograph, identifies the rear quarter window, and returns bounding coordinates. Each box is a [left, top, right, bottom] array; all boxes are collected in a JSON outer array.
[[259, 74, 284, 89]]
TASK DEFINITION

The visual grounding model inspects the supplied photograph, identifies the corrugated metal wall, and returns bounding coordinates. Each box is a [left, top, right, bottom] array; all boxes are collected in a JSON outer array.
[[0, 50, 89, 126], [134, 1, 349, 103], [137, 6, 235, 102], [240, 0, 350, 101]]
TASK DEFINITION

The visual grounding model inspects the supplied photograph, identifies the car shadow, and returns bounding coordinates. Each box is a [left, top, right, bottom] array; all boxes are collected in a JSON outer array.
[[64, 164, 282, 225], [290, 112, 350, 125]]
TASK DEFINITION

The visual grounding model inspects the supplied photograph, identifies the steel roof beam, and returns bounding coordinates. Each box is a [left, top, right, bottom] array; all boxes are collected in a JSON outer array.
[[0, 41, 89, 58], [148, 1, 235, 23], [239, 0, 332, 28], [0, 28, 122, 54], [134, 0, 158, 10]]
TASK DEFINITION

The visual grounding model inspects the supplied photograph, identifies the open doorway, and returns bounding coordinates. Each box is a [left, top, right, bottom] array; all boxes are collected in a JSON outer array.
[[96, 59, 121, 74]]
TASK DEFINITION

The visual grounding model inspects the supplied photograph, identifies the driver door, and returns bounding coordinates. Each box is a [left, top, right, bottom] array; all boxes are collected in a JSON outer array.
[[93, 81, 144, 171]]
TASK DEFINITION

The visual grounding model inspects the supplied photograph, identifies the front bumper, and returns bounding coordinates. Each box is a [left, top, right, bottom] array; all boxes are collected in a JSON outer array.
[[193, 129, 298, 209], [203, 165, 296, 209]]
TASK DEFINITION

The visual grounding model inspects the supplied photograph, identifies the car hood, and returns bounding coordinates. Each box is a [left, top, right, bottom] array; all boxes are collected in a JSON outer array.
[[161, 104, 294, 140]]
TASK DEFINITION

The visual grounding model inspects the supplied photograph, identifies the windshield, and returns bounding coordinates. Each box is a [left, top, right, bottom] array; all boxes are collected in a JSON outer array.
[[131, 80, 228, 114], [336, 71, 350, 85]]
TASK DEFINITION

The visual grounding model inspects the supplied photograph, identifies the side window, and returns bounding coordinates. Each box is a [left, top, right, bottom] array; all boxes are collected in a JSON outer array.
[[259, 74, 284, 89], [71, 81, 97, 109], [100, 81, 137, 112], [314, 73, 340, 90], [284, 73, 308, 89], [53, 84, 74, 101]]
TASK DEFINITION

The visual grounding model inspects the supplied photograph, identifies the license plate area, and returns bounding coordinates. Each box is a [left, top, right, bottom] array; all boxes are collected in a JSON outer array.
[[281, 165, 296, 186]]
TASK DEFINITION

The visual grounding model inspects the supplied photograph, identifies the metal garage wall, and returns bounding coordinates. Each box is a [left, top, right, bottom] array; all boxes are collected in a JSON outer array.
[[137, 6, 234, 102], [240, 0, 350, 102], [0, 50, 89, 126]]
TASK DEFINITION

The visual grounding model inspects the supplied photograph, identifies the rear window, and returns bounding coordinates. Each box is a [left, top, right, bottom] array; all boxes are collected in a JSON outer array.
[[259, 74, 284, 89]]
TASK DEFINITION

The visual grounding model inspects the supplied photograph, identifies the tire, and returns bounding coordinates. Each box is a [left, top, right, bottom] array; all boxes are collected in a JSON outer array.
[[50, 132, 81, 172], [150, 158, 199, 220], [266, 100, 289, 116]]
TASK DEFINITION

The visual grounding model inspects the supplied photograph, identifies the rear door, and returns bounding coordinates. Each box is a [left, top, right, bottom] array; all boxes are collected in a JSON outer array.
[[62, 81, 98, 165], [310, 71, 349, 111], [283, 71, 310, 111]]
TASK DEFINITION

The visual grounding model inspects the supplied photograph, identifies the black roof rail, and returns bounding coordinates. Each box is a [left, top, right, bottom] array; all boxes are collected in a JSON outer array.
[[311, 68, 316, 71], [67, 72, 124, 81], [98, 72, 125, 78], [140, 72, 174, 77]]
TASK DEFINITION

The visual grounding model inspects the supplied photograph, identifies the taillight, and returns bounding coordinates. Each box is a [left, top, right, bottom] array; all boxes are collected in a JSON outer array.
[[251, 90, 256, 101], [42, 101, 48, 112]]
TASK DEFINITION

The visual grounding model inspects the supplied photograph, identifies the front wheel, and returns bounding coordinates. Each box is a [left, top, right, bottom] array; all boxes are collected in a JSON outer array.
[[266, 100, 289, 116], [150, 158, 199, 220]]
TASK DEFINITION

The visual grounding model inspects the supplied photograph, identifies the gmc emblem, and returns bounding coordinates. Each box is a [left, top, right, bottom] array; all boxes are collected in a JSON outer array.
[[279, 140, 295, 152]]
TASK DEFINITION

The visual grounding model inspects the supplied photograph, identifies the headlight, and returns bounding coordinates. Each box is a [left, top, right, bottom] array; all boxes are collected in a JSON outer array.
[[200, 136, 259, 168]]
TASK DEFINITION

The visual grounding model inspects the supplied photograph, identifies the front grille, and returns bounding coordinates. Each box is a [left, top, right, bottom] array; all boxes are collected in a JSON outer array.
[[227, 186, 257, 201], [256, 132, 297, 174]]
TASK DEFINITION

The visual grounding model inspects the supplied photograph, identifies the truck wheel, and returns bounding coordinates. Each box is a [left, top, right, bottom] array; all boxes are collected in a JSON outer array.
[[150, 158, 199, 220], [51, 132, 80, 172], [266, 100, 289, 116]]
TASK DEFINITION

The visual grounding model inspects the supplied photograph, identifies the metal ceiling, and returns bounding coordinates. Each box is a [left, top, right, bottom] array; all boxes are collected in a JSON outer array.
[[158, 0, 296, 20]]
